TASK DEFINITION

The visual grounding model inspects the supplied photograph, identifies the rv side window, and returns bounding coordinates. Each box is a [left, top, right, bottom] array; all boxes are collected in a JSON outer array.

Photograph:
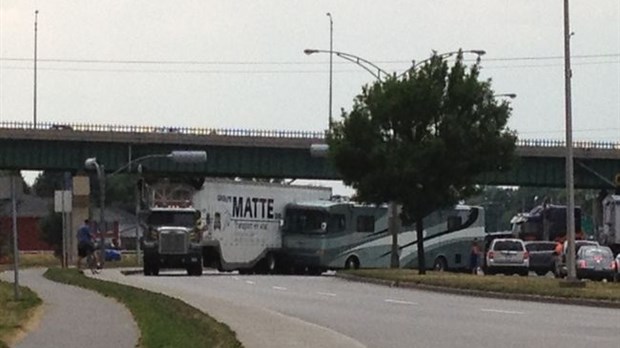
[[329, 214, 346, 233], [447, 216, 462, 231], [356, 215, 375, 233]]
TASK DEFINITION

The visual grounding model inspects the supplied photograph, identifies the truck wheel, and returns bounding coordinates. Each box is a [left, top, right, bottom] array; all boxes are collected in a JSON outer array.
[[143, 264, 152, 276], [152, 265, 159, 276], [264, 253, 277, 274]]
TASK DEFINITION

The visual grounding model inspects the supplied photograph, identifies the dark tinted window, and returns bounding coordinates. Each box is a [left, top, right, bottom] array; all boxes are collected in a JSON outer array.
[[493, 240, 524, 251], [356, 215, 375, 233], [147, 211, 197, 228], [284, 209, 327, 234], [329, 214, 346, 233], [525, 242, 556, 252]]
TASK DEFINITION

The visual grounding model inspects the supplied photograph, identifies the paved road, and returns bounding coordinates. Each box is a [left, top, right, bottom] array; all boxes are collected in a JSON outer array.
[[0, 269, 138, 348], [95, 269, 620, 348]]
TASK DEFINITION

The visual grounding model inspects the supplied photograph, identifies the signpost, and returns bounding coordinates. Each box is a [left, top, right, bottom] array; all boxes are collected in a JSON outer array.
[[54, 190, 72, 268]]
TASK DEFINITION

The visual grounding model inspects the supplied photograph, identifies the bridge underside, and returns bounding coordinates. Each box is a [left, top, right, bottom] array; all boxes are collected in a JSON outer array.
[[0, 138, 618, 189]]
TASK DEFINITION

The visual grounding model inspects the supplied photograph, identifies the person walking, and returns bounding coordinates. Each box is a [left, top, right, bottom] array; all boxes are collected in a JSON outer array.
[[470, 238, 481, 274], [76, 219, 98, 270]]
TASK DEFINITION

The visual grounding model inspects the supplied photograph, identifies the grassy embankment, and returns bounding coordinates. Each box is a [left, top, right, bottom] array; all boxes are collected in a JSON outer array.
[[44, 268, 243, 348], [346, 269, 620, 302], [0, 252, 141, 272], [0, 281, 41, 348]]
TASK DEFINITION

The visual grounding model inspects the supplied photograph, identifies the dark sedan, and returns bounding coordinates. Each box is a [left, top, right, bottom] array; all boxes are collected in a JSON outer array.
[[575, 246, 616, 282]]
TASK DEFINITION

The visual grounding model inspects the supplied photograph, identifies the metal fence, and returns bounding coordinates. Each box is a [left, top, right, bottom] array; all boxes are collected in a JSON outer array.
[[0, 121, 618, 149]]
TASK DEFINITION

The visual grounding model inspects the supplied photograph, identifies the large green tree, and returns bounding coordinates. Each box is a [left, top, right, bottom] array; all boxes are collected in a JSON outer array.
[[328, 52, 517, 274]]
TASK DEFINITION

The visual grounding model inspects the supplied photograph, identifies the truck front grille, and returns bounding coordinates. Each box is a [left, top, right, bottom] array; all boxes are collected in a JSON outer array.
[[159, 230, 189, 254]]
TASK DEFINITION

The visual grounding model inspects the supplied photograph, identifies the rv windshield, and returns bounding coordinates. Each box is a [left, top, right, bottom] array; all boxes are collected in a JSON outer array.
[[284, 208, 327, 234], [147, 210, 197, 228]]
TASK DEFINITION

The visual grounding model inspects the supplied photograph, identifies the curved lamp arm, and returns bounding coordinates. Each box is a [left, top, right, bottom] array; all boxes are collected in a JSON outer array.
[[304, 49, 389, 81]]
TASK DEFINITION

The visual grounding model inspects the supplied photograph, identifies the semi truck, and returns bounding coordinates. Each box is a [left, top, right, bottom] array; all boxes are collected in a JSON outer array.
[[141, 178, 331, 275]]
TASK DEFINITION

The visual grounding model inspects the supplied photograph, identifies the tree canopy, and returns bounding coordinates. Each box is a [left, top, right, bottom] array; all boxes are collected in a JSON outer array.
[[328, 51, 517, 273]]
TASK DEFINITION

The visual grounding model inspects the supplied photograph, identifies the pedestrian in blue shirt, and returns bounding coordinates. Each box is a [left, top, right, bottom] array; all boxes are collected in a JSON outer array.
[[76, 219, 99, 270]]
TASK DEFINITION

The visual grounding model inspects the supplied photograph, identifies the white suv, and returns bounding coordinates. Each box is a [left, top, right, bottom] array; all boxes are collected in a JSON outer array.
[[485, 238, 529, 276]]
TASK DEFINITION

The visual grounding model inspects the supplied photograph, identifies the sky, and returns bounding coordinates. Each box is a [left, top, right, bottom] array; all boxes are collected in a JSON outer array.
[[1, 0, 619, 193]]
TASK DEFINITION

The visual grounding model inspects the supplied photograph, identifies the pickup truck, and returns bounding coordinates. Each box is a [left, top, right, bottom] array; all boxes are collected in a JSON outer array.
[[524, 241, 557, 276]]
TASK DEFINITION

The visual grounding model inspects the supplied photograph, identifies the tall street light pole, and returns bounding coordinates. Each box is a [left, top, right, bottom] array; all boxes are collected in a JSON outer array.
[[84, 151, 207, 268], [33, 10, 39, 129], [327, 13, 333, 131], [563, 0, 578, 283]]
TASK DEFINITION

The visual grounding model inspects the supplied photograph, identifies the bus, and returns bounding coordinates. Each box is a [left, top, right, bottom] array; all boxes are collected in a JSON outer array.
[[280, 200, 485, 273]]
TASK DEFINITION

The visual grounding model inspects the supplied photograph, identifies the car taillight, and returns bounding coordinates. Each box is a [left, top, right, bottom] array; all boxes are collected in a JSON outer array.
[[523, 251, 529, 260], [578, 260, 587, 268], [488, 251, 494, 260], [612, 261, 617, 270]]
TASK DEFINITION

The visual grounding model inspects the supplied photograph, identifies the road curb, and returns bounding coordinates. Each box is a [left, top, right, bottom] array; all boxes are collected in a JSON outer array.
[[335, 272, 620, 309]]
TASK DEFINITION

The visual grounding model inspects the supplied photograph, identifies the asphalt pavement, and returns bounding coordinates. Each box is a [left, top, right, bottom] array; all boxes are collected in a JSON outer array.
[[0, 268, 139, 348]]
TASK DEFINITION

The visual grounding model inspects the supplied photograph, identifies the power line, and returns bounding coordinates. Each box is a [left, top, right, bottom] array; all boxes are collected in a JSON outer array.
[[0, 53, 618, 66]]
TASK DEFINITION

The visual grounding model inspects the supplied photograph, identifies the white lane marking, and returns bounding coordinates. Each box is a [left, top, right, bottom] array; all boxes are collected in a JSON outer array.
[[384, 299, 417, 305], [272, 286, 288, 291], [317, 292, 337, 297], [245, 280, 255, 285], [481, 308, 524, 315]]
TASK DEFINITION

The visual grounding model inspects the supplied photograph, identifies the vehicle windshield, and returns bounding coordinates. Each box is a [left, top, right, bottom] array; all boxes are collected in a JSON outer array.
[[147, 210, 197, 228], [493, 240, 524, 251], [284, 208, 327, 234], [582, 247, 613, 259]]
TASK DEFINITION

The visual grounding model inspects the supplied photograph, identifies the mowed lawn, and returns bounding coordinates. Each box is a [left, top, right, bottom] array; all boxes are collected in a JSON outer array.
[[346, 269, 620, 302]]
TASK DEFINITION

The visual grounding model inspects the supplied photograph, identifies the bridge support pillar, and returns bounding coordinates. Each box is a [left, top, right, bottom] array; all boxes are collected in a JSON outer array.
[[70, 175, 90, 266]]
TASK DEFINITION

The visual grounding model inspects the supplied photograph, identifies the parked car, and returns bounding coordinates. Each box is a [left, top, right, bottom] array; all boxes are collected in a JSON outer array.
[[524, 241, 557, 276], [484, 238, 529, 276], [554, 240, 600, 278], [575, 245, 616, 282]]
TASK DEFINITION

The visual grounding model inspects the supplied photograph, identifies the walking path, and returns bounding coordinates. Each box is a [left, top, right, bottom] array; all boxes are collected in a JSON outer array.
[[0, 268, 139, 348]]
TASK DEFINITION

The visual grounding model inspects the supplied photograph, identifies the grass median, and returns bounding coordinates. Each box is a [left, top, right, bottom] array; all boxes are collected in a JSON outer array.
[[345, 269, 620, 302], [0, 280, 42, 348], [44, 268, 243, 348]]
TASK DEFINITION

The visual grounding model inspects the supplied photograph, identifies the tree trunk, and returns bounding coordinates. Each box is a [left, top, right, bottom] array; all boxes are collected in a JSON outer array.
[[389, 201, 399, 268], [416, 217, 426, 275]]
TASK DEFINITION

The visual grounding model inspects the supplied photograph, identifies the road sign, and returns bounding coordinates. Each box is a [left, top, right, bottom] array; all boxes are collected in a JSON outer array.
[[54, 190, 72, 213]]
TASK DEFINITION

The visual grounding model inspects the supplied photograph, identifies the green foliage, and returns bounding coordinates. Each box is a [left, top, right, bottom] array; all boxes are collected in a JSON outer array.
[[44, 268, 243, 348], [0, 280, 42, 347], [329, 52, 516, 215], [328, 51, 517, 272], [39, 209, 62, 257], [32, 171, 66, 197]]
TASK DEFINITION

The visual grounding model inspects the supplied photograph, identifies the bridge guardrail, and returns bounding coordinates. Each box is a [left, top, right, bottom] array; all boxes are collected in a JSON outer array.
[[0, 121, 618, 149]]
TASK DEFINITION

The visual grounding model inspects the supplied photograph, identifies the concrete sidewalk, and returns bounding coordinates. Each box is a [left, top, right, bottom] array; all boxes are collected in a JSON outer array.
[[0, 268, 139, 348]]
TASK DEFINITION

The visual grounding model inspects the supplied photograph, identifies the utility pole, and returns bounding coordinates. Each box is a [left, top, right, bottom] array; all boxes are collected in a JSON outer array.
[[33, 10, 39, 129], [326, 12, 333, 131], [11, 175, 20, 300]]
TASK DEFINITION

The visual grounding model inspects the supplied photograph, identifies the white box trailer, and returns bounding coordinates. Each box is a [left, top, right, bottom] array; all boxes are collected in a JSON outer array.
[[192, 179, 331, 273], [601, 194, 620, 255]]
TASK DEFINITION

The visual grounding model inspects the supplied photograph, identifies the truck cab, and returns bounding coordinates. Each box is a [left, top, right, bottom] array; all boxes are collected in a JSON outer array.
[[142, 206, 203, 276]]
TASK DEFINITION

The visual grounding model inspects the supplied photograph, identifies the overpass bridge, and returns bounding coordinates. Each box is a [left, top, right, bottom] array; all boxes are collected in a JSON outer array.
[[0, 121, 618, 188]]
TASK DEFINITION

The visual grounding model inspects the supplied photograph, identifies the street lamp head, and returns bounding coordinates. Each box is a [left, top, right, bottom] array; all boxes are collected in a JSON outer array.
[[470, 50, 486, 56], [84, 157, 99, 170], [495, 93, 517, 99], [168, 150, 207, 164], [304, 49, 319, 55]]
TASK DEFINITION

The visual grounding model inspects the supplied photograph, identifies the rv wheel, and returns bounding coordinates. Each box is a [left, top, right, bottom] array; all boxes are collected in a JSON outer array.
[[344, 256, 360, 270], [433, 257, 447, 272]]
